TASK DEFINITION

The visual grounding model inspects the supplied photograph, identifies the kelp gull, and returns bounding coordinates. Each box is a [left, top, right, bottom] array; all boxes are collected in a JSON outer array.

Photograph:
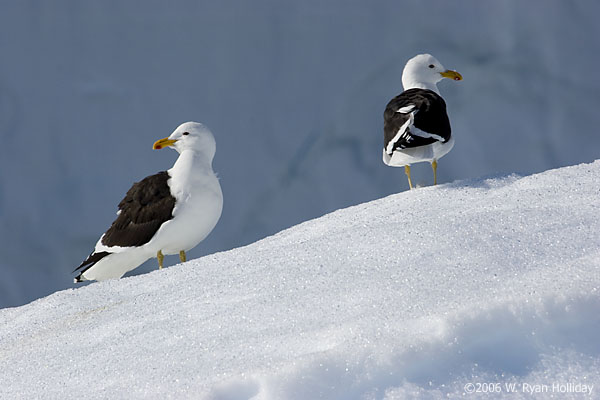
[[74, 121, 223, 282], [383, 54, 462, 189]]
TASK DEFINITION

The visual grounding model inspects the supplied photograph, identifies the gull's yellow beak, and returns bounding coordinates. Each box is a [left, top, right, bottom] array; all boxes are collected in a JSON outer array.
[[440, 70, 463, 81], [153, 137, 177, 150]]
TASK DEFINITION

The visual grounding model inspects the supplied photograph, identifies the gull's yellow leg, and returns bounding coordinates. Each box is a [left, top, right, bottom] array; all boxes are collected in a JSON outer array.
[[179, 250, 186, 263], [431, 159, 438, 186], [404, 165, 414, 190], [157, 250, 164, 270]]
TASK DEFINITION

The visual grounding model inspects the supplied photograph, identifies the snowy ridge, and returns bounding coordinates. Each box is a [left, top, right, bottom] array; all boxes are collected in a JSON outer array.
[[1, 161, 599, 399]]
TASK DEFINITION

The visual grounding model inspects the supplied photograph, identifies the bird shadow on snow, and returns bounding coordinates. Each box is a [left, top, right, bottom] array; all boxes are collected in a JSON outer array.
[[444, 172, 522, 191], [206, 294, 600, 399]]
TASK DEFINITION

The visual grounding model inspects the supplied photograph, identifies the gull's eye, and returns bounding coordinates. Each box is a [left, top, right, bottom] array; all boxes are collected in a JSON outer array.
[[428, 64, 435, 69], [182, 132, 190, 136]]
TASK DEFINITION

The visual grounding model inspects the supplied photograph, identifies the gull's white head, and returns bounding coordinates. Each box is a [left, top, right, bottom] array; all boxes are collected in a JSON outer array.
[[153, 121, 216, 159], [401, 54, 462, 94]]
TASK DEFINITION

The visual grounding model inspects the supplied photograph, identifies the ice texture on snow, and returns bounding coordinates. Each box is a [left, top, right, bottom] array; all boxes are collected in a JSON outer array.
[[0, 161, 598, 399]]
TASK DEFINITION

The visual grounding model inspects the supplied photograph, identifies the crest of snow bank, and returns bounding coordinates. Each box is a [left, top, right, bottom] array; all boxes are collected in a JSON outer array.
[[1, 161, 599, 399]]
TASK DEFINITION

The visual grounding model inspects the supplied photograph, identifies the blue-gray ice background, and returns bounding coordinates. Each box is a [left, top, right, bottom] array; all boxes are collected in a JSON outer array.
[[1, 1, 598, 308]]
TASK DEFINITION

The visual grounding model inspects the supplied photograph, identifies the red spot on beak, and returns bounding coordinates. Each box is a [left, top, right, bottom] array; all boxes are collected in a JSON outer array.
[[155, 145, 162, 149]]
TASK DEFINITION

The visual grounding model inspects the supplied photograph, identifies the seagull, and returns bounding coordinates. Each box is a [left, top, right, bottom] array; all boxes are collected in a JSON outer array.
[[383, 53, 462, 189], [74, 121, 223, 282]]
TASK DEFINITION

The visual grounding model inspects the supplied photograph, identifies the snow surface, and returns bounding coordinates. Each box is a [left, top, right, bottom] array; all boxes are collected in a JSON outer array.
[[2, 1, 600, 308], [1, 161, 599, 399]]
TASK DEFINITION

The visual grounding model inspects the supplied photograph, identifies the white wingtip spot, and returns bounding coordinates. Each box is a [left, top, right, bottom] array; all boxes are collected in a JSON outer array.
[[386, 114, 414, 154], [396, 105, 416, 114]]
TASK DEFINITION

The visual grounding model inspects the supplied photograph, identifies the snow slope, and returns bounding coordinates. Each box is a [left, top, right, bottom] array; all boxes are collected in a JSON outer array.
[[1, 161, 599, 399]]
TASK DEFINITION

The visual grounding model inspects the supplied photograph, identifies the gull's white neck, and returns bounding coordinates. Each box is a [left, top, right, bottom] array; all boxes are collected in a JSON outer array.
[[169, 149, 216, 194], [402, 78, 440, 95], [173, 148, 214, 170]]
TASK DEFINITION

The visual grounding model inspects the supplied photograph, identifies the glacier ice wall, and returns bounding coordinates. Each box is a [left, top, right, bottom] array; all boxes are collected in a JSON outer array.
[[0, 0, 599, 307]]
